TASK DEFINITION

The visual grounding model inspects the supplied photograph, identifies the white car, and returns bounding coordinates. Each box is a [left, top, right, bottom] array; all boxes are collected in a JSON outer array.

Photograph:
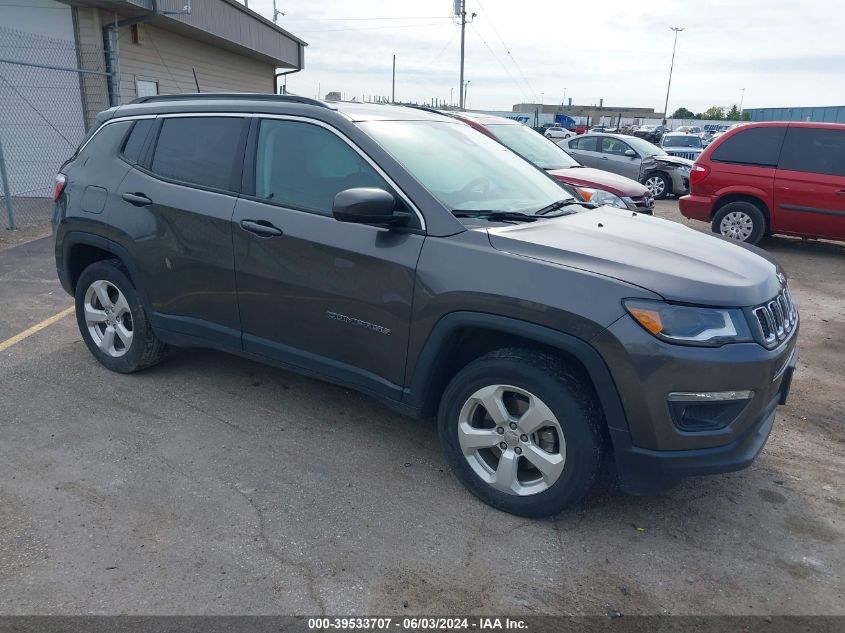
[[544, 126, 575, 139]]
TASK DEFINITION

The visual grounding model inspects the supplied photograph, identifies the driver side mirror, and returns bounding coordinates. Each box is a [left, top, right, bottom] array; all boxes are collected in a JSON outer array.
[[624, 149, 637, 158], [332, 188, 410, 227]]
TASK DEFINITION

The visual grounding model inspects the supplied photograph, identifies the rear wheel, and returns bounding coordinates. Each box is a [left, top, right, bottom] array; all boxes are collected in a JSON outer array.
[[75, 259, 165, 373], [438, 348, 604, 517], [712, 201, 766, 244]]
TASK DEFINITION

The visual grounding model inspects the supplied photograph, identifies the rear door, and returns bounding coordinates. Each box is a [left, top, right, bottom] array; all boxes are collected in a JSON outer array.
[[774, 126, 845, 240], [112, 115, 249, 346], [599, 137, 640, 180], [565, 135, 600, 167]]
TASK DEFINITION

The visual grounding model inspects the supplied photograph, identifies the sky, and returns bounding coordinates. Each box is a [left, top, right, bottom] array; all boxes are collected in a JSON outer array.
[[245, 0, 845, 114]]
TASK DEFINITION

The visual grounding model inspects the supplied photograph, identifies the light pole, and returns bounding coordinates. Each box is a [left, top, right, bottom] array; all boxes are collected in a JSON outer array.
[[563, 87, 567, 106], [662, 27, 684, 125], [450, 87, 453, 107], [464, 80, 471, 108], [739, 87, 746, 117]]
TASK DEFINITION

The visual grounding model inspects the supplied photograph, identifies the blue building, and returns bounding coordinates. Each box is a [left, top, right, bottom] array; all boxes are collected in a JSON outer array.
[[745, 106, 845, 123]]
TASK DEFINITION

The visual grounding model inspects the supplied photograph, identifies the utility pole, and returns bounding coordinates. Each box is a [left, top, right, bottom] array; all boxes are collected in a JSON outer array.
[[457, 0, 476, 110], [392, 55, 396, 103], [662, 27, 684, 126]]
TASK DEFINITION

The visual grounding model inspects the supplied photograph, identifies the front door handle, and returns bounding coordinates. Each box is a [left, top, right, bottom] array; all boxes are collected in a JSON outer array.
[[836, 190, 845, 196], [599, 156, 609, 160], [240, 219, 283, 237], [122, 192, 152, 206]]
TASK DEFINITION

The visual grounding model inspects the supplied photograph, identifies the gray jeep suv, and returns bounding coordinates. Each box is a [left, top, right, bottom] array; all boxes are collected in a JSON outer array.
[[53, 95, 799, 517]]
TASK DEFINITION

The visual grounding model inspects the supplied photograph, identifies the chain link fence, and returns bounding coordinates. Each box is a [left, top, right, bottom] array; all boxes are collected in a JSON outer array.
[[0, 25, 110, 231]]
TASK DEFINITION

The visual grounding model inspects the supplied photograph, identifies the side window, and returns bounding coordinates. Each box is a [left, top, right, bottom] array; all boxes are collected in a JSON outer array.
[[778, 128, 845, 177], [571, 136, 598, 151], [711, 127, 786, 167], [78, 121, 133, 158], [150, 117, 244, 190], [120, 119, 154, 164], [255, 119, 391, 216], [601, 137, 629, 155]]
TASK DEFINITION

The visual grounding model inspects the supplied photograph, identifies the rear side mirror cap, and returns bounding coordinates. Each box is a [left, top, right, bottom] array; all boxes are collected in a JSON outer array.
[[332, 187, 410, 227]]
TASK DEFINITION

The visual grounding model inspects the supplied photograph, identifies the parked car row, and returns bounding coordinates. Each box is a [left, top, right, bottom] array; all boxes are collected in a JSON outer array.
[[52, 94, 799, 518]]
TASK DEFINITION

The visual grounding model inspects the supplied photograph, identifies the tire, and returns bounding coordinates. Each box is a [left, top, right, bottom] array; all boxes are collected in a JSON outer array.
[[74, 259, 165, 373], [711, 201, 766, 245], [437, 348, 604, 517], [642, 172, 670, 199]]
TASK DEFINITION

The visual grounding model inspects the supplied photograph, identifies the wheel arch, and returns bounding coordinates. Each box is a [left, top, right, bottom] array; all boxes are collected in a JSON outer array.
[[63, 232, 150, 308], [405, 312, 629, 437]]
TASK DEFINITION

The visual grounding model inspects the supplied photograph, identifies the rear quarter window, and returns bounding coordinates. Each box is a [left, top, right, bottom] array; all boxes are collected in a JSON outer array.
[[778, 128, 845, 177], [120, 119, 154, 165], [77, 121, 133, 159], [711, 127, 786, 167]]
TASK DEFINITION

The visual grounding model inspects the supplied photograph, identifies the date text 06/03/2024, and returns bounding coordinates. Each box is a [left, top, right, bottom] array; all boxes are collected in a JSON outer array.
[[306, 617, 529, 630]]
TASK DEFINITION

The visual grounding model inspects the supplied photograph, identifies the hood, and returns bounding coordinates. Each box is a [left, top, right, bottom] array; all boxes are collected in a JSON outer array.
[[651, 154, 694, 168], [486, 207, 782, 307], [547, 167, 649, 198]]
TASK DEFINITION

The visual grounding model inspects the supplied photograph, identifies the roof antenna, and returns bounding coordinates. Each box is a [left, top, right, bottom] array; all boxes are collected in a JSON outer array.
[[192, 68, 200, 93]]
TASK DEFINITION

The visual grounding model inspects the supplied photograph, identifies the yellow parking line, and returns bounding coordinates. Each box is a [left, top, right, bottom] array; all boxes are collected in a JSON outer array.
[[0, 306, 75, 352]]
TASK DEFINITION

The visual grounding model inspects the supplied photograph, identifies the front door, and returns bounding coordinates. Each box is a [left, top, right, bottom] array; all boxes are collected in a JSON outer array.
[[774, 126, 845, 240], [599, 137, 641, 180], [232, 117, 425, 397]]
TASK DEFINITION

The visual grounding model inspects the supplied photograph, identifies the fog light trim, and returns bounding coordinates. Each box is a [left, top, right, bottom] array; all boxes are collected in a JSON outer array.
[[668, 390, 754, 402]]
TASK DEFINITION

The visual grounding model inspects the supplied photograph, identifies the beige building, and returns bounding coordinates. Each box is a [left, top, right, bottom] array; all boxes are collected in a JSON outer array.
[[0, 0, 305, 214]]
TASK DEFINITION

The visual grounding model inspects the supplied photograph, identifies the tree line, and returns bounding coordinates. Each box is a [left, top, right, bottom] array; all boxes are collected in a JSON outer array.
[[671, 105, 751, 121]]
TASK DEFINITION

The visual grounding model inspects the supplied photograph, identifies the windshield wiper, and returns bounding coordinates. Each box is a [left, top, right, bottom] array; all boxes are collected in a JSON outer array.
[[451, 210, 537, 222], [532, 199, 592, 216]]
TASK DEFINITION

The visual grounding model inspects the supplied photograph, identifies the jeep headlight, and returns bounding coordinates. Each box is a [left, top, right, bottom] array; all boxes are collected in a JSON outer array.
[[575, 187, 627, 209], [624, 300, 753, 346]]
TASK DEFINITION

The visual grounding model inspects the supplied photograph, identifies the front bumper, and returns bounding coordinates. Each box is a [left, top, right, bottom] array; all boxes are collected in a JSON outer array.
[[591, 315, 799, 493]]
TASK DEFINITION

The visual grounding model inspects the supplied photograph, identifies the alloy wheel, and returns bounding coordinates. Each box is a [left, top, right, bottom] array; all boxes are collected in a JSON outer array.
[[83, 279, 133, 357], [644, 176, 666, 197], [719, 211, 755, 241], [457, 384, 566, 496]]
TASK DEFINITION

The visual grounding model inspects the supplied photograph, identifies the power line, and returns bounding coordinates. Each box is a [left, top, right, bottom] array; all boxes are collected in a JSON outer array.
[[469, 23, 530, 102], [475, 0, 538, 102], [282, 16, 454, 21], [296, 22, 453, 33]]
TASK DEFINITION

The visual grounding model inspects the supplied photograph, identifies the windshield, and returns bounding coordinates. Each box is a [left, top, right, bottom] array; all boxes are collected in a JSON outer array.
[[624, 136, 665, 157], [487, 123, 580, 170], [663, 135, 702, 148], [359, 120, 573, 214]]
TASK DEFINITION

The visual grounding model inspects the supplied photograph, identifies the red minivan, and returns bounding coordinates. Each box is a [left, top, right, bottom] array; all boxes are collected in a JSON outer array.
[[680, 122, 845, 244]]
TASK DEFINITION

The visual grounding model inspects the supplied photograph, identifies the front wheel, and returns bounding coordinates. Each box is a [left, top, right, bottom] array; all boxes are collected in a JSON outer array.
[[642, 172, 670, 199], [438, 348, 604, 517]]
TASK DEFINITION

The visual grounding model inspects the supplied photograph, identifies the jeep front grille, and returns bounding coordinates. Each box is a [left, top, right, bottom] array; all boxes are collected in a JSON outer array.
[[666, 150, 698, 160], [752, 287, 797, 348]]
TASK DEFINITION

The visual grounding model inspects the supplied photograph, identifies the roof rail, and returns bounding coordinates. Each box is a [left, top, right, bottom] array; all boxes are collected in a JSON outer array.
[[130, 93, 335, 109]]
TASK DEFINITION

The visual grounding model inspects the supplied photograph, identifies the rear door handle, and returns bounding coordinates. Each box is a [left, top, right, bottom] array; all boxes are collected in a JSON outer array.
[[122, 192, 152, 206], [240, 219, 283, 237], [599, 156, 609, 160], [836, 190, 845, 196]]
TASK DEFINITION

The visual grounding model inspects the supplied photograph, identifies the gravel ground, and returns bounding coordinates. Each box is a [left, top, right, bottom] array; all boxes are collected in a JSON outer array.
[[0, 200, 842, 616]]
